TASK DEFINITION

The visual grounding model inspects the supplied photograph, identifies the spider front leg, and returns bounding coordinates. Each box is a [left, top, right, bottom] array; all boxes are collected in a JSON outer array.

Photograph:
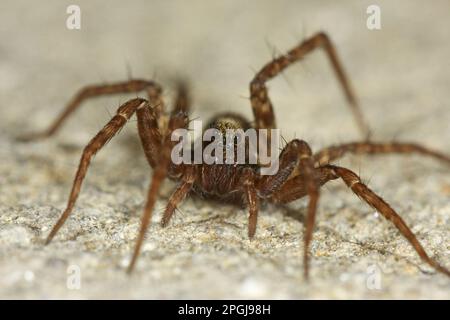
[[257, 139, 321, 278], [127, 84, 191, 272], [160, 165, 196, 228], [127, 109, 189, 273], [18, 79, 163, 141], [45, 98, 150, 244], [295, 141, 321, 279], [137, 81, 191, 169], [250, 138, 305, 238], [242, 168, 259, 239], [250, 32, 370, 138]]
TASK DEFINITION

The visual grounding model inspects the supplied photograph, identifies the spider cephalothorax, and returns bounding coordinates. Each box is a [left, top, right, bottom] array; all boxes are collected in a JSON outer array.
[[21, 32, 450, 277]]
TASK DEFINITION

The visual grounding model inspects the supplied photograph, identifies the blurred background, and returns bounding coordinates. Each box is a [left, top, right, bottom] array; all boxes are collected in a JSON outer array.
[[0, 0, 449, 299]]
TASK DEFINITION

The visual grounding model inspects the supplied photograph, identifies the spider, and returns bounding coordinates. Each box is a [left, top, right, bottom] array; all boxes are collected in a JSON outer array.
[[21, 32, 450, 277]]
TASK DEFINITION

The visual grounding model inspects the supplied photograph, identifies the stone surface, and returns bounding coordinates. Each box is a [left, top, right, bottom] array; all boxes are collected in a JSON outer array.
[[0, 0, 449, 299]]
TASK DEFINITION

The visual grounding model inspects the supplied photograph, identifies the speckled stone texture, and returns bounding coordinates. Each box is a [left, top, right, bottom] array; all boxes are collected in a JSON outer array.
[[0, 0, 449, 299]]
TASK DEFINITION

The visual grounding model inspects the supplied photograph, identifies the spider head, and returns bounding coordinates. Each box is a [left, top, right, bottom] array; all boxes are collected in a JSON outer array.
[[205, 113, 252, 161]]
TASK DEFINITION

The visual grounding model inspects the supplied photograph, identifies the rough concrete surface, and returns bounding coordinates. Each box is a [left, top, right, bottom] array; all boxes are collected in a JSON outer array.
[[0, 1, 449, 299]]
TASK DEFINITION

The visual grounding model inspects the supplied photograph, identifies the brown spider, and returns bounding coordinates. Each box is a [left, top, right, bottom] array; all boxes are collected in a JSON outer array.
[[21, 32, 450, 277]]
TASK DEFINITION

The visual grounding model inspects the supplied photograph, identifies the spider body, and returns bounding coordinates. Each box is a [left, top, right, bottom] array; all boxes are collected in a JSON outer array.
[[21, 32, 450, 277], [167, 112, 255, 204]]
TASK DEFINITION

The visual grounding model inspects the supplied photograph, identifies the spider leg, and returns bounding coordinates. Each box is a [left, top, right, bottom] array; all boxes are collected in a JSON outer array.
[[137, 81, 191, 169], [242, 168, 259, 238], [136, 102, 162, 169], [171, 80, 191, 115], [19, 79, 163, 141], [258, 139, 322, 278], [250, 32, 370, 138], [271, 164, 449, 276], [160, 165, 196, 228], [295, 141, 321, 279], [45, 98, 149, 244], [269, 167, 339, 204], [249, 139, 306, 239], [313, 141, 450, 166], [256, 139, 304, 197], [127, 109, 189, 273], [327, 164, 450, 276]]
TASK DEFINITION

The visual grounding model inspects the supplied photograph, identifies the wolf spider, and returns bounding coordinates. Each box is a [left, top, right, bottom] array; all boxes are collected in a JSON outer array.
[[21, 32, 450, 277]]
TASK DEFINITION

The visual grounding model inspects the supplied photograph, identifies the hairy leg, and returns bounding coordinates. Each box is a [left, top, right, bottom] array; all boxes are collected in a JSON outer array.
[[327, 164, 450, 276], [137, 103, 163, 168], [272, 164, 449, 276], [256, 139, 303, 197], [314, 141, 450, 166], [295, 140, 320, 279], [138, 81, 191, 169], [242, 167, 259, 239], [258, 138, 321, 278], [171, 80, 190, 115], [45, 98, 149, 244], [127, 109, 189, 273], [250, 32, 369, 138], [160, 165, 196, 228], [19, 79, 163, 141], [269, 167, 338, 204]]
